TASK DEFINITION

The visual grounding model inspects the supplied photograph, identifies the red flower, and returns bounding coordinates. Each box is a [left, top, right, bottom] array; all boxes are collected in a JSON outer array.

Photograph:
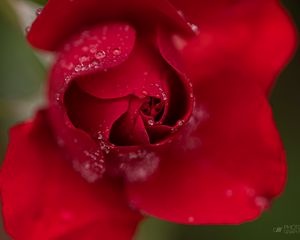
[[0, 0, 296, 239]]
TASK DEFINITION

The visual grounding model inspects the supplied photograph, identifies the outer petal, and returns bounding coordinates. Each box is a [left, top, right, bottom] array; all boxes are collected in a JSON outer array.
[[48, 22, 137, 181], [166, 0, 297, 92], [126, 72, 286, 224], [27, 0, 191, 51], [0, 111, 142, 240], [77, 39, 170, 100]]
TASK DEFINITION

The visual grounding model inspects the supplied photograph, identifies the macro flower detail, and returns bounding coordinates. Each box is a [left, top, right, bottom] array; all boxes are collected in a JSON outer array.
[[0, 0, 296, 240]]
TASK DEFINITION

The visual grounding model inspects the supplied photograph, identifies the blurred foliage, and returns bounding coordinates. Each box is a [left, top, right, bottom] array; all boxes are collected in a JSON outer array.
[[0, 0, 299, 240], [30, 0, 47, 5], [0, 0, 45, 161]]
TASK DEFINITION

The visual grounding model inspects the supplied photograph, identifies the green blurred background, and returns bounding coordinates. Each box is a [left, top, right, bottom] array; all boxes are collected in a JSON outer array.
[[0, 0, 299, 239]]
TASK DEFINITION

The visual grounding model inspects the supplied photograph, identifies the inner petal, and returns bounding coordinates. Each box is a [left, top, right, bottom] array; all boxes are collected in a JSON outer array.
[[140, 97, 165, 125], [64, 82, 129, 139], [109, 96, 150, 146], [76, 40, 169, 100]]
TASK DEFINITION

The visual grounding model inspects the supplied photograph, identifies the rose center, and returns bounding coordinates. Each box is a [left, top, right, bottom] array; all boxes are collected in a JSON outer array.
[[140, 97, 165, 124]]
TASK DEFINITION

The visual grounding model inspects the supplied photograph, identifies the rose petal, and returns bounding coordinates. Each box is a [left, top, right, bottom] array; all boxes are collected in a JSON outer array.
[[126, 73, 286, 224], [48, 23, 137, 180], [64, 82, 129, 139], [27, 0, 191, 51], [77, 39, 170, 100], [164, 0, 296, 93], [110, 96, 150, 146], [0, 111, 142, 240]]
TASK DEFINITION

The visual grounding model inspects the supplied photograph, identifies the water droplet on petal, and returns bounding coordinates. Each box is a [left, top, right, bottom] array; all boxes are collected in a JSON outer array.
[[161, 93, 167, 101], [141, 90, 148, 96], [255, 196, 269, 211], [177, 120, 184, 126], [25, 26, 31, 34], [74, 65, 82, 72], [97, 132, 103, 140], [113, 48, 121, 56], [177, 10, 184, 18], [189, 23, 199, 34], [95, 50, 106, 59], [120, 150, 160, 182], [35, 8, 43, 16], [79, 56, 89, 63], [188, 216, 195, 223], [148, 119, 154, 126]]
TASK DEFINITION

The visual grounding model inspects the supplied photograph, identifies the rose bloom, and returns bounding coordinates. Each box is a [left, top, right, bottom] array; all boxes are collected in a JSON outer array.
[[0, 0, 296, 239]]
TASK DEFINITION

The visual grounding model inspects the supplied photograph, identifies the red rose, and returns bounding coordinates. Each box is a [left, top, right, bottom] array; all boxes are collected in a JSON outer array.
[[0, 0, 296, 239]]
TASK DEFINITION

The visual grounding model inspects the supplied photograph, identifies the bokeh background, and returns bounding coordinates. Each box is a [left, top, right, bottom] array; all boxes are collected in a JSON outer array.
[[0, 0, 299, 239]]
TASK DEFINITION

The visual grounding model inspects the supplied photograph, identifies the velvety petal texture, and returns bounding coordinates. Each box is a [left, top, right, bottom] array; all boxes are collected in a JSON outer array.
[[0, 111, 142, 240], [1, 0, 297, 238], [167, 0, 297, 93], [27, 0, 191, 50], [126, 72, 287, 224]]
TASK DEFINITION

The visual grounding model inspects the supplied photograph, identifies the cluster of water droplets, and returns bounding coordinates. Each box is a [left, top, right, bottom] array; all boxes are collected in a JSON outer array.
[[118, 149, 160, 182], [24, 7, 44, 34], [179, 103, 209, 150], [57, 24, 133, 87], [73, 149, 105, 183], [224, 186, 269, 212]]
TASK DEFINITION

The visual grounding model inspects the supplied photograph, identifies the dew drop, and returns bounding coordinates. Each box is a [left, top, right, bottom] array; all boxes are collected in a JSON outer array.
[[25, 26, 31, 34], [74, 65, 82, 72], [188, 216, 195, 223], [65, 76, 72, 84], [161, 93, 167, 101], [177, 120, 184, 126], [95, 50, 106, 59], [177, 10, 184, 18], [148, 119, 154, 126], [97, 132, 103, 140], [255, 196, 269, 211], [79, 56, 89, 63], [141, 90, 148, 96], [90, 47, 97, 54], [120, 150, 160, 182], [35, 8, 43, 16], [189, 23, 199, 34], [113, 48, 121, 56], [55, 93, 61, 102]]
